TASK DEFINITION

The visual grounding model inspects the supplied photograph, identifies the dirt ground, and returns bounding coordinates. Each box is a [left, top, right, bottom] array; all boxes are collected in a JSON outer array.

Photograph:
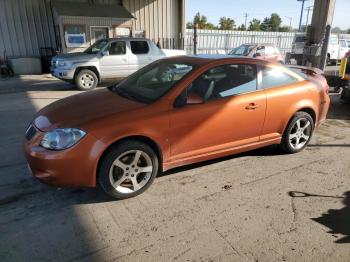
[[0, 75, 349, 262]]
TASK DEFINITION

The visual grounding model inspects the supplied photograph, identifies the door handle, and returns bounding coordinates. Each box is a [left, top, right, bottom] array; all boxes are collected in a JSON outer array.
[[245, 103, 259, 110]]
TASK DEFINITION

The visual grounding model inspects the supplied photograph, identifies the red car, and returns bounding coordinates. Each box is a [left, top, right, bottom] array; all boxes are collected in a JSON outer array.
[[229, 44, 285, 64]]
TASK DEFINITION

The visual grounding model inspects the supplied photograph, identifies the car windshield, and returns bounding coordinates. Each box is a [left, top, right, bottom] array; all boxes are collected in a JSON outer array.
[[84, 40, 109, 54], [109, 60, 196, 103], [228, 45, 255, 56]]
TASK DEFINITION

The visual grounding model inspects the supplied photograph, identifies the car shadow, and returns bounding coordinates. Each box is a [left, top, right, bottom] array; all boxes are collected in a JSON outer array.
[[288, 191, 350, 244]]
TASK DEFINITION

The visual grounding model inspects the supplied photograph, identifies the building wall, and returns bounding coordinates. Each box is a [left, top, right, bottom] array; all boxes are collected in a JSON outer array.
[[0, 0, 57, 58], [123, 0, 181, 42], [58, 16, 132, 53], [0, 0, 184, 58]]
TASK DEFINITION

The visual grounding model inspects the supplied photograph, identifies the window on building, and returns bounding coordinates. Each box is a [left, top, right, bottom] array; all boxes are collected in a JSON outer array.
[[261, 67, 297, 89], [130, 41, 149, 54], [63, 24, 86, 47]]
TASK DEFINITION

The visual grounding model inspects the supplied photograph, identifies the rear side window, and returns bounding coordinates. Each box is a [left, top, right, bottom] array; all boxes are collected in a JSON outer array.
[[130, 41, 149, 54], [261, 67, 298, 89]]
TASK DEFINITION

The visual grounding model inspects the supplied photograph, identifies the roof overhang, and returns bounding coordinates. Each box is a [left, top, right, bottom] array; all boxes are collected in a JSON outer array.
[[52, 0, 135, 19]]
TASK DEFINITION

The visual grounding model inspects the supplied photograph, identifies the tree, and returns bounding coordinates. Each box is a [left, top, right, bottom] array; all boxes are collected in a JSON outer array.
[[206, 23, 217, 30], [248, 19, 261, 31], [260, 13, 282, 32], [270, 13, 282, 31], [279, 26, 291, 32], [186, 22, 194, 29], [237, 24, 246, 31], [193, 12, 208, 29], [260, 17, 271, 31], [332, 27, 342, 33], [219, 17, 235, 30]]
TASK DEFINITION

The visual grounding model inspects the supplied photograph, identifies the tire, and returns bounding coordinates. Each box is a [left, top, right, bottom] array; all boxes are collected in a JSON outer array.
[[98, 140, 159, 200], [280, 111, 314, 154], [75, 69, 98, 91]]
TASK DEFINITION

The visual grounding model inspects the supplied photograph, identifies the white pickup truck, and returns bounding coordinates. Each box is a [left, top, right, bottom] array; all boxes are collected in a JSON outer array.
[[51, 37, 186, 90]]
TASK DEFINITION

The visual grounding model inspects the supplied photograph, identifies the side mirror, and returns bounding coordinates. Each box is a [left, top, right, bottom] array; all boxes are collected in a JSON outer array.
[[187, 92, 204, 105], [102, 50, 110, 56]]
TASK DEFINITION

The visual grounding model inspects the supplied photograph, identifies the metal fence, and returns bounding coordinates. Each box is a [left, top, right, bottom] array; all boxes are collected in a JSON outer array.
[[185, 29, 296, 55]]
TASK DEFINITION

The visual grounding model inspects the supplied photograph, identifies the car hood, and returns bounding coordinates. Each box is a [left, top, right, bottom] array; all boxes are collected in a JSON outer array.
[[53, 52, 97, 62], [34, 89, 146, 132]]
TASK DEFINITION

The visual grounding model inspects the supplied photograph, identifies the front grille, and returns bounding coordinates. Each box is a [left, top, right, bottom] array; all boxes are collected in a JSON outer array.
[[25, 125, 37, 141]]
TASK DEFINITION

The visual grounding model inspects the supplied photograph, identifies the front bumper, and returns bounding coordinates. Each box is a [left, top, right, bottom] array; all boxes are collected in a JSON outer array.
[[51, 67, 75, 80], [23, 125, 105, 187]]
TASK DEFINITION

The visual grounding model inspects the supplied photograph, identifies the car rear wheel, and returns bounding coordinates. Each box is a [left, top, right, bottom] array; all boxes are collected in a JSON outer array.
[[98, 141, 159, 199], [280, 112, 314, 154], [75, 69, 98, 91]]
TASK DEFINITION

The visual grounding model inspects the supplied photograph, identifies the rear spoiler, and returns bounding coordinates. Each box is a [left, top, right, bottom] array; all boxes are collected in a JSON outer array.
[[287, 65, 324, 75]]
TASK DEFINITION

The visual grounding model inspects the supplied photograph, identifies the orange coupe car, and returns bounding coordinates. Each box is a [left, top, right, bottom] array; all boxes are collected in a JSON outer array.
[[24, 56, 330, 199]]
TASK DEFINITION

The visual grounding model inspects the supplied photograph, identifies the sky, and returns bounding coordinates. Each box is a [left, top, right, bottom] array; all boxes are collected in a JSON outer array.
[[186, 0, 350, 30]]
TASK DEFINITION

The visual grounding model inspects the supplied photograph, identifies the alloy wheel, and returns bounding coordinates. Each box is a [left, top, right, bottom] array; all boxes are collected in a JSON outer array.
[[109, 150, 153, 194], [288, 118, 312, 150]]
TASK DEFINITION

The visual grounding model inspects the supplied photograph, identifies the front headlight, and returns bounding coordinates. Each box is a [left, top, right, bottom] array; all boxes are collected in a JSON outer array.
[[57, 60, 72, 68], [40, 128, 86, 150]]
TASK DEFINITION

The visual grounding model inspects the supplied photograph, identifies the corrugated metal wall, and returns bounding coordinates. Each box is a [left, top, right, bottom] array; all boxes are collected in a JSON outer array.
[[122, 0, 182, 48], [123, 0, 179, 40], [0, 0, 56, 57]]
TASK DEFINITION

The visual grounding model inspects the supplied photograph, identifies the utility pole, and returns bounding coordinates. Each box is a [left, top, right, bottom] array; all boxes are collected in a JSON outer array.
[[302, 0, 336, 69], [298, 0, 309, 32], [244, 13, 249, 29], [305, 6, 313, 28], [285, 16, 293, 30]]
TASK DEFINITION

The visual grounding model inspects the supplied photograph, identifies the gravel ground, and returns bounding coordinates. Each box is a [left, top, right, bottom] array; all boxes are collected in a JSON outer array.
[[0, 74, 349, 262]]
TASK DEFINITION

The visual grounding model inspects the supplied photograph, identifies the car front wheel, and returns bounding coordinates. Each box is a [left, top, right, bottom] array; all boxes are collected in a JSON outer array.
[[75, 69, 98, 91], [280, 112, 314, 154], [98, 141, 159, 199]]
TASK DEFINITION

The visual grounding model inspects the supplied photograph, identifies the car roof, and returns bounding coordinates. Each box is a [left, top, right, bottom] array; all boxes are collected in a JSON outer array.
[[160, 55, 270, 66], [100, 37, 150, 41]]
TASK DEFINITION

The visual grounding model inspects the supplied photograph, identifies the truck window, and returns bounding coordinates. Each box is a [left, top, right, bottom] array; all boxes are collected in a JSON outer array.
[[131, 41, 149, 54], [107, 41, 126, 55], [340, 40, 347, 48]]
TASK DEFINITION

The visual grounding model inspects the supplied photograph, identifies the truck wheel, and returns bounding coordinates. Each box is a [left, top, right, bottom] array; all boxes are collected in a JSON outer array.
[[75, 69, 98, 91]]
